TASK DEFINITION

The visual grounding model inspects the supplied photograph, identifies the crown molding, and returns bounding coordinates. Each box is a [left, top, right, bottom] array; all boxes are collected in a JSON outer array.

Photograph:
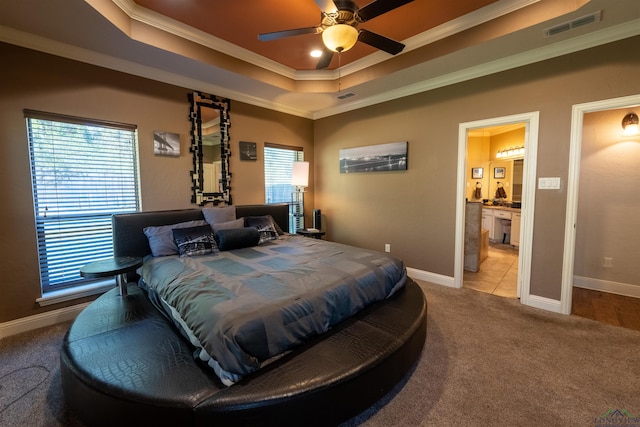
[[0, 25, 315, 119], [1, 14, 638, 121], [468, 123, 525, 137], [313, 18, 640, 119], [340, 0, 540, 77], [112, 0, 539, 81], [112, 0, 299, 79]]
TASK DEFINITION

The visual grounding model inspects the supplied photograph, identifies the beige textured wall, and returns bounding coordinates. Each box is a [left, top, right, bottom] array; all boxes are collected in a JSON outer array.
[[574, 108, 640, 287], [0, 44, 192, 322], [0, 43, 312, 322], [230, 102, 315, 210], [2, 35, 640, 322], [314, 36, 640, 300]]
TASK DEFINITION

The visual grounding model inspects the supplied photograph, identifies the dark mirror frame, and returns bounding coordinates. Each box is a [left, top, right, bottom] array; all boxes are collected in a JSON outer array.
[[188, 91, 232, 206]]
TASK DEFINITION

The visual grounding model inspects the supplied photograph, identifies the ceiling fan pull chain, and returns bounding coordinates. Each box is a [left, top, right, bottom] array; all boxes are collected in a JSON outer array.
[[338, 51, 342, 92]]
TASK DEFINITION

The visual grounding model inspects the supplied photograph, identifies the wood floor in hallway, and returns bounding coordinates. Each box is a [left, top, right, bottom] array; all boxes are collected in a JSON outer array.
[[572, 287, 640, 332], [463, 244, 640, 333]]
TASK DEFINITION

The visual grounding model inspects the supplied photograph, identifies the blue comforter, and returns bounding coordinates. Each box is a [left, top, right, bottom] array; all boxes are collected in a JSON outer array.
[[138, 234, 406, 385]]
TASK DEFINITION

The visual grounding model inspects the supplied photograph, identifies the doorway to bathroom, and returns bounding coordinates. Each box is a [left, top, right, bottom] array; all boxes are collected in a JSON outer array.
[[454, 112, 539, 307], [464, 124, 524, 298]]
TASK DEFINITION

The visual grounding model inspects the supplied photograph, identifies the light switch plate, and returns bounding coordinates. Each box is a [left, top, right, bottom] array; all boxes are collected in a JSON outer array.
[[538, 177, 561, 189]]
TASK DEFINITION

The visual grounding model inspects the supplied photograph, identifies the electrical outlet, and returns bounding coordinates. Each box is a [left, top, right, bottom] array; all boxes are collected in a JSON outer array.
[[385, 244, 391, 253], [603, 257, 613, 268]]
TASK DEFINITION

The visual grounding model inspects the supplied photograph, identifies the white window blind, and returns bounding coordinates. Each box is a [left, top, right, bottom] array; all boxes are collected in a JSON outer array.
[[264, 143, 303, 233], [25, 110, 140, 292]]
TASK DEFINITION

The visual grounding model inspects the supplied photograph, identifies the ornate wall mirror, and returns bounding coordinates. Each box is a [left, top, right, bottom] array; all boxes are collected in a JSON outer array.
[[188, 92, 231, 205]]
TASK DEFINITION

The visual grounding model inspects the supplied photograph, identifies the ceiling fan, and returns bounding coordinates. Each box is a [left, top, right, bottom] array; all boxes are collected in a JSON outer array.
[[258, 0, 414, 69]]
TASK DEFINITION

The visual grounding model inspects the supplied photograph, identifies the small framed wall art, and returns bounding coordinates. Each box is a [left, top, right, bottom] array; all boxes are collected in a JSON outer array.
[[471, 167, 483, 179], [153, 131, 180, 157], [239, 141, 257, 161], [494, 167, 506, 179]]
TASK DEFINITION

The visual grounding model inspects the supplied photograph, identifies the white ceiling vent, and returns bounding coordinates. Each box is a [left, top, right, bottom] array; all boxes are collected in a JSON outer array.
[[544, 10, 601, 37], [337, 92, 357, 100]]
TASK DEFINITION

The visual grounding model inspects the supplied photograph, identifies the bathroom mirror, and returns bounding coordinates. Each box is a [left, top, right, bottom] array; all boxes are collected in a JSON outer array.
[[188, 92, 231, 205], [487, 159, 523, 203]]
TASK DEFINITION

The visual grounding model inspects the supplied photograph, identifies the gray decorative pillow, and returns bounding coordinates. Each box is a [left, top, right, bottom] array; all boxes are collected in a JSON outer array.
[[245, 216, 279, 244], [211, 217, 244, 233], [143, 220, 208, 256], [215, 227, 260, 251], [202, 206, 236, 225], [172, 225, 218, 257]]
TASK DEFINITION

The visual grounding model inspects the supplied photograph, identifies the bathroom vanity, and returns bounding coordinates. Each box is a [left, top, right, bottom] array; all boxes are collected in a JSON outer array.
[[482, 205, 521, 247]]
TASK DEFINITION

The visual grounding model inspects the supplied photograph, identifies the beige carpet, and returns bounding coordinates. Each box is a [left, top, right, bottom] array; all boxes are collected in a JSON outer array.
[[344, 280, 640, 426], [1, 280, 639, 426]]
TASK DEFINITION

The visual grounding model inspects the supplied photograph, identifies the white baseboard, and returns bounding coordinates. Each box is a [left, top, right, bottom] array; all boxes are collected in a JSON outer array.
[[522, 293, 563, 314], [407, 267, 455, 288], [574, 276, 640, 299], [0, 303, 90, 339]]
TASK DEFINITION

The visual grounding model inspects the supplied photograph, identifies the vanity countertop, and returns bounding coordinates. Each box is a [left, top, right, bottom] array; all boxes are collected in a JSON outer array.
[[482, 205, 521, 213]]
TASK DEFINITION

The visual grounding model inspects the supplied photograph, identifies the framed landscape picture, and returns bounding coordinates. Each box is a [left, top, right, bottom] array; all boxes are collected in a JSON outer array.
[[494, 167, 506, 179], [339, 141, 408, 173], [471, 167, 483, 179]]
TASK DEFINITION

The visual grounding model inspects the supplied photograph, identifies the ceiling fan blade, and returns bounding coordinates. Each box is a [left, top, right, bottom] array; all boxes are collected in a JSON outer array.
[[314, 0, 338, 13], [358, 29, 405, 55], [358, 0, 414, 22], [258, 26, 322, 42], [316, 48, 335, 69]]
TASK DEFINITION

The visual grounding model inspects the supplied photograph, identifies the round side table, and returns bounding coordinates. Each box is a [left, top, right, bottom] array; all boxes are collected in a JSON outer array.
[[80, 256, 143, 296]]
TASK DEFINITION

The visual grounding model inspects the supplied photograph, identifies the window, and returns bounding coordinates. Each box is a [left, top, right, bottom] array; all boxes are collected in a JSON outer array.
[[264, 143, 303, 233], [25, 110, 140, 293]]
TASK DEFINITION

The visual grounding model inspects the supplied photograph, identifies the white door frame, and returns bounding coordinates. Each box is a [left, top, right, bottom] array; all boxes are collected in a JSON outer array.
[[560, 94, 640, 314], [454, 112, 539, 307]]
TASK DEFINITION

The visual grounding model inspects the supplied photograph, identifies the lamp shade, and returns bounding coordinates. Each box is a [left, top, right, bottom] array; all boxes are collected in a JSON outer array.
[[622, 112, 639, 136], [322, 24, 358, 53], [292, 161, 309, 187]]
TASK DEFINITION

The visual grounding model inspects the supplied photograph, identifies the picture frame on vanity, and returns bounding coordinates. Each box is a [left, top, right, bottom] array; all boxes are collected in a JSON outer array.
[[494, 167, 506, 179], [471, 167, 483, 179]]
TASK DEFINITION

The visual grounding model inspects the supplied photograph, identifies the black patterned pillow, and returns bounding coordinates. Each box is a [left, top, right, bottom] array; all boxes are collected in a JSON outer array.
[[244, 216, 279, 244], [172, 225, 218, 257]]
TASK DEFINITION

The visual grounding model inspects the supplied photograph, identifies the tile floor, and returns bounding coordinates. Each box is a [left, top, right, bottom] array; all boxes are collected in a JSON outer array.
[[464, 243, 519, 298]]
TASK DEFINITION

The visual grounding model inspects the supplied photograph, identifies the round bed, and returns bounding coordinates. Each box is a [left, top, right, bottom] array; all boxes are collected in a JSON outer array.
[[60, 205, 427, 426]]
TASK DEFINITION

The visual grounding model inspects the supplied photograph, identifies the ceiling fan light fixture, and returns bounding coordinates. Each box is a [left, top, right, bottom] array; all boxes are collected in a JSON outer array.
[[322, 24, 358, 53], [622, 112, 639, 136]]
